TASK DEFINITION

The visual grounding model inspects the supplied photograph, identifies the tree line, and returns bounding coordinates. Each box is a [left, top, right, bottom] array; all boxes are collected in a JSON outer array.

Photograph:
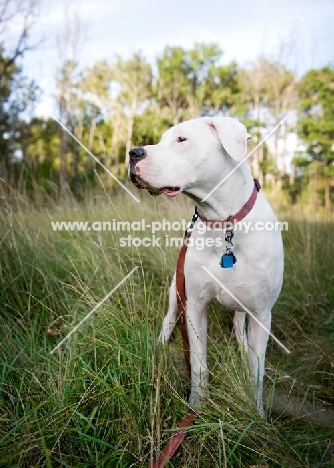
[[0, 4, 333, 211]]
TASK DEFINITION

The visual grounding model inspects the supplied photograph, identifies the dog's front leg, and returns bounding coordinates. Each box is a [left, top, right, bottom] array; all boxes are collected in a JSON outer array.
[[186, 297, 208, 407], [159, 273, 178, 344]]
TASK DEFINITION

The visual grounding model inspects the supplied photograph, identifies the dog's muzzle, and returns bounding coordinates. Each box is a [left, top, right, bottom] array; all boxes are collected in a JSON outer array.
[[128, 146, 147, 189]]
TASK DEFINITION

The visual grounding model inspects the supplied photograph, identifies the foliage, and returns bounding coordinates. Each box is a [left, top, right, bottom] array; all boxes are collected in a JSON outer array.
[[156, 43, 239, 123], [0, 40, 333, 211], [0, 68, 39, 177], [295, 66, 334, 210], [297, 67, 334, 168]]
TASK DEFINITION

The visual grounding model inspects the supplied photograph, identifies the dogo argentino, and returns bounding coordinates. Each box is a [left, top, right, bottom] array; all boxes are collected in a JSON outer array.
[[129, 116, 284, 415]]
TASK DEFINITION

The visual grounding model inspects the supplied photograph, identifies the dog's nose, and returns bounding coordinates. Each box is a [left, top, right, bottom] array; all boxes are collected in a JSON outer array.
[[129, 146, 146, 161]]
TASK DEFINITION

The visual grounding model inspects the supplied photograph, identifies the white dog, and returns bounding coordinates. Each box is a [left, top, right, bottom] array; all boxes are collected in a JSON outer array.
[[129, 117, 284, 414]]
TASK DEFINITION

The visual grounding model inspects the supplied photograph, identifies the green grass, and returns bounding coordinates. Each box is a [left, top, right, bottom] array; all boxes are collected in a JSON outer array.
[[0, 182, 333, 467]]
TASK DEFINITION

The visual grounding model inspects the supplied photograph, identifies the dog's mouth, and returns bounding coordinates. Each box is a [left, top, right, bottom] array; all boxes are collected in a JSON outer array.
[[161, 187, 181, 197], [130, 172, 144, 189], [130, 172, 181, 197]]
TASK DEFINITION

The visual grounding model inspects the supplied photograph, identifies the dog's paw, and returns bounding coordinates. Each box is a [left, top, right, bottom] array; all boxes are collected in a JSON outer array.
[[257, 403, 266, 419], [158, 327, 171, 345], [188, 391, 203, 408]]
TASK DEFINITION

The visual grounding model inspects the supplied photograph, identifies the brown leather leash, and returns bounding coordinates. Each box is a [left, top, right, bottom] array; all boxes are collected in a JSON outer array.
[[150, 179, 261, 468], [150, 409, 197, 468], [175, 228, 194, 374]]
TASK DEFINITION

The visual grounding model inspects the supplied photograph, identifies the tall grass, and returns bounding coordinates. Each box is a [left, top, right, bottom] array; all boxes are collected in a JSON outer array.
[[0, 182, 333, 467]]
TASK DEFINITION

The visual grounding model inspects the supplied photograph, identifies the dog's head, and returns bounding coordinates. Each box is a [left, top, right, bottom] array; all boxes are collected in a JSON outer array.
[[128, 116, 251, 198]]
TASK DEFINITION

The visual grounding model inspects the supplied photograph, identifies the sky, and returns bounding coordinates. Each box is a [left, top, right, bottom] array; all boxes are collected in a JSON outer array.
[[7, 0, 334, 116]]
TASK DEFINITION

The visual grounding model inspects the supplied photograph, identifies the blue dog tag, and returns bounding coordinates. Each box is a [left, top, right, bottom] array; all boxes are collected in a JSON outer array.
[[220, 252, 237, 268]]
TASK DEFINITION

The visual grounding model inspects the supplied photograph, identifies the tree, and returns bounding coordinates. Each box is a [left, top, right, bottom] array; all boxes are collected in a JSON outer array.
[[261, 58, 296, 165], [155, 43, 238, 123], [0, 0, 40, 82], [297, 66, 334, 212], [156, 46, 190, 125], [132, 104, 172, 147], [0, 55, 17, 173], [55, 0, 82, 193], [198, 60, 239, 114], [25, 117, 60, 185], [112, 53, 152, 166], [0, 53, 39, 178], [184, 42, 224, 116], [56, 59, 81, 191], [80, 61, 111, 171], [237, 56, 297, 185], [0, 0, 40, 179], [236, 60, 267, 183]]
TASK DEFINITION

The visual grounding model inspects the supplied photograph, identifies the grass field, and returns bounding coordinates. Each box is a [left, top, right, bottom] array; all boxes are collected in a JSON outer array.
[[0, 182, 333, 467]]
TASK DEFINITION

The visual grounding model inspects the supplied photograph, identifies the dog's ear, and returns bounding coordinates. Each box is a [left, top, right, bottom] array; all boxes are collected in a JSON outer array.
[[203, 116, 251, 161]]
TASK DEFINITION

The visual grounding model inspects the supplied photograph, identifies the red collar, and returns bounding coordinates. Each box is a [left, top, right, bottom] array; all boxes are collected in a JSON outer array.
[[197, 178, 261, 229]]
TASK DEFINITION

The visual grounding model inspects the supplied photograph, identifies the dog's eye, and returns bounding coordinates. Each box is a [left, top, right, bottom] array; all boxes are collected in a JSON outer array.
[[176, 136, 187, 143]]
